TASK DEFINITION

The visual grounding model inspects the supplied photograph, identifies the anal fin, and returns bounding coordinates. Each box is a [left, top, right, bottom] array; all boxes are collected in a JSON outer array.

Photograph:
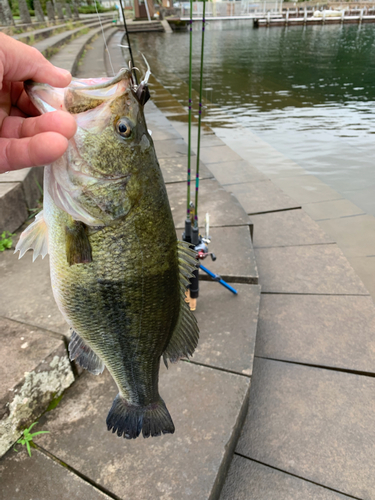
[[68, 330, 105, 375]]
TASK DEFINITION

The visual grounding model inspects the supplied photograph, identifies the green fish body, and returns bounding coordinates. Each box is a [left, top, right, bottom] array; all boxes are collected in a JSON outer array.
[[16, 70, 199, 439]]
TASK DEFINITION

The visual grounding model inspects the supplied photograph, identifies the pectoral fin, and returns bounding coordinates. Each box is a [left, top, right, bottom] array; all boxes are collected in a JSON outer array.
[[14, 211, 48, 261], [65, 219, 92, 266]]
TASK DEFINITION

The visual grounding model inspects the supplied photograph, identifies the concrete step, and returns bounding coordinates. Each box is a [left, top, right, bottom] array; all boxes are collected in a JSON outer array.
[[0, 316, 74, 458], [0, 168, 43, 233], [13, 16, 114, 45], [32, 19, 114, 59], [0, 35, 261, 500], [0, 447, 112, 500], [126, 20, 165, 32]]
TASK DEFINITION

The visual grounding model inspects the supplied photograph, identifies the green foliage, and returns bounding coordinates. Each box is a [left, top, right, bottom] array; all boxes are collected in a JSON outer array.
[[13, 422, 49, 457], [0, 231, 15, 252], [78, 2, 116, 13], [46, 393, 64, 412]]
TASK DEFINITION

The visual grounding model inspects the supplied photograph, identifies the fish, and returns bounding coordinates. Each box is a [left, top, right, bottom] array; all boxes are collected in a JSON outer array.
[[15, 68, 199, 440]]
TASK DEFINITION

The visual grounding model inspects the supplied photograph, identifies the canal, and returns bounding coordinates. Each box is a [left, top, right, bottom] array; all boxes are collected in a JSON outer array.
[[130, 21, 375, 216]]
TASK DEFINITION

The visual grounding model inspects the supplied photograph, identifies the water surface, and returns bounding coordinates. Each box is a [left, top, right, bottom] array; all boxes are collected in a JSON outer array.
[[130, 22, 375, 214]]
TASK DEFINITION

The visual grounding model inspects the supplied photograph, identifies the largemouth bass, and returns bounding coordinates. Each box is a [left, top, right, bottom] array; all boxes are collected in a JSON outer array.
[[16, 68, 199, 439]]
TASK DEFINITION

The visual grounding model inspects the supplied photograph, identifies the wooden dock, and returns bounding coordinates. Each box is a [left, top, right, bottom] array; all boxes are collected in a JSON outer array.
[[255, 10, 375, 27]]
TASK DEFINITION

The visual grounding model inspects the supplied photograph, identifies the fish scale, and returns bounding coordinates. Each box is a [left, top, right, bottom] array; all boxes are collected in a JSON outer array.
[[16, 69, 199, 439]]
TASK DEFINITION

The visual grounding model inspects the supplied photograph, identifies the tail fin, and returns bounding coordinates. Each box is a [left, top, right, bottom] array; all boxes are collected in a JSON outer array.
[[106, 395, 175, 439]]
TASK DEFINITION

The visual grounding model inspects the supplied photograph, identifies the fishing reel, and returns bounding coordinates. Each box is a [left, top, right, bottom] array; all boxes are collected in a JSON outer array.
[[182, 211, 236, 311]]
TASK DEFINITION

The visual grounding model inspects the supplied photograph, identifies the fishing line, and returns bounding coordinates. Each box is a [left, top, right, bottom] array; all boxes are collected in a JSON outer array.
[[95, 0, 115, 76], [194, 0, 206, 228], [119, 0, 138, 85], [187, 0, 193, 219]]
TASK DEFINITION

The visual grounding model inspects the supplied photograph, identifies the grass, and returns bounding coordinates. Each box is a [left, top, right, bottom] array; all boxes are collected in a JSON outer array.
[[0, 231, 15, 252], [44, 26, 90, 59], [13, 422, 49, 457]]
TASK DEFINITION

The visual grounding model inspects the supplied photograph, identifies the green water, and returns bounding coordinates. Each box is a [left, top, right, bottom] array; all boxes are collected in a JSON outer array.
[[130, 22, 375, 214]]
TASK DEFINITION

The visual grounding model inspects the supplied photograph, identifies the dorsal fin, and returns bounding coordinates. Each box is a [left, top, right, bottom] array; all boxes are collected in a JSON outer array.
[[163, 241, 199, 365], [14, 211, 48, 261]]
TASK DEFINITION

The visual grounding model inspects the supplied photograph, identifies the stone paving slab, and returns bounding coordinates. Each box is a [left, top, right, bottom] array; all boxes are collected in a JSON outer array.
[[73, 27, 116, 79], [167, 179, 251, 229], [0, 448, 112, 500], [0, 317, 74, 457], [207, 160, 269, 186], [303, 199, 365, 221], [157, 106, 187, 117], [177, 225, 258, 284], [0, 183, 28, 233], [34, 364, 250, 500], [255, 244, 369, 295], [154, 138, 193, 159], [193, 282, 261, 376], [211, 126, 308, 179], [169, 121, 227, 149], [236, 358, 375, 500], [199, 145, 244, 165], [251, 209, 335, 248], [150, 125, 183, 141], [347, 255, 375, 301], [255, 294, 375, 371], [219, 456, 351, 500], [159, 157, 213, 184], [227, 180, 300, 215], [0, 248, 67, 336], [273, 175, 343, 204], [317, 214, 375, 257]]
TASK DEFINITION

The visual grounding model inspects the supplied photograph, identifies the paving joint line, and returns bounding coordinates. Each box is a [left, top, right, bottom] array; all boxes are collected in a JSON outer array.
[[255, 355, 375, 378], [34, 444, 122, 500], [233, 454, 364, 500], [316, 213, 366, 222], [254, 242, 336, 250], [247, 207, 301, 216], [260, 291, 370, 297], [182, 358, 251, 378], [302, 197, 345, 205], [0, 315, 66, 341], [223, 179, 269, 187]]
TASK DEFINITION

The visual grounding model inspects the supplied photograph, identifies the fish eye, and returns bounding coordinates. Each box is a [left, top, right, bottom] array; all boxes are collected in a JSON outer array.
[[115, 118, 133, 138]]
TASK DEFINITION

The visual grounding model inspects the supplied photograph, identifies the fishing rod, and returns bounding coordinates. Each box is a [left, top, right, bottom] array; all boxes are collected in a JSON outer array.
[[182, 0, 237, 311], [119, 0, 138, 85], [184, 0, 194, 245], [194, 0, 206, 229]]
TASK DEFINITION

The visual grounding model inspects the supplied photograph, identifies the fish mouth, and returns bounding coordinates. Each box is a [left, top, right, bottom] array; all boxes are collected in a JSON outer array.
[[67, 68, 133, 91], [24, 68, 136, 115]]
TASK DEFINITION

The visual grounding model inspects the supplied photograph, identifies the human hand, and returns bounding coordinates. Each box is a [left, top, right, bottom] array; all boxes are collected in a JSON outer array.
[[0, 33, 77, 174]]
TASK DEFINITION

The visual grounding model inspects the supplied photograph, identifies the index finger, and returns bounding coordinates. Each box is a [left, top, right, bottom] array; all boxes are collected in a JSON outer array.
[[0, 33, 72, 90]]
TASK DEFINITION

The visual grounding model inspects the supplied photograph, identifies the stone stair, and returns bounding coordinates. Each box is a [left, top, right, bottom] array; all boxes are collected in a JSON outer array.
[[126, 19, 165, 32], [13, 15, 115, 45], [0, 30, 261, 500]]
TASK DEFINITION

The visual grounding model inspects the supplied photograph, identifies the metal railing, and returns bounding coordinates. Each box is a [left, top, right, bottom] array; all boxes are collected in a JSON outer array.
[[180, 1, 283, 18]]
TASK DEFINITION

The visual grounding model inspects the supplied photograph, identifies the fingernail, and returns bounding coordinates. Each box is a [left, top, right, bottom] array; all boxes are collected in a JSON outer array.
[[55, 67, 71, 78]]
